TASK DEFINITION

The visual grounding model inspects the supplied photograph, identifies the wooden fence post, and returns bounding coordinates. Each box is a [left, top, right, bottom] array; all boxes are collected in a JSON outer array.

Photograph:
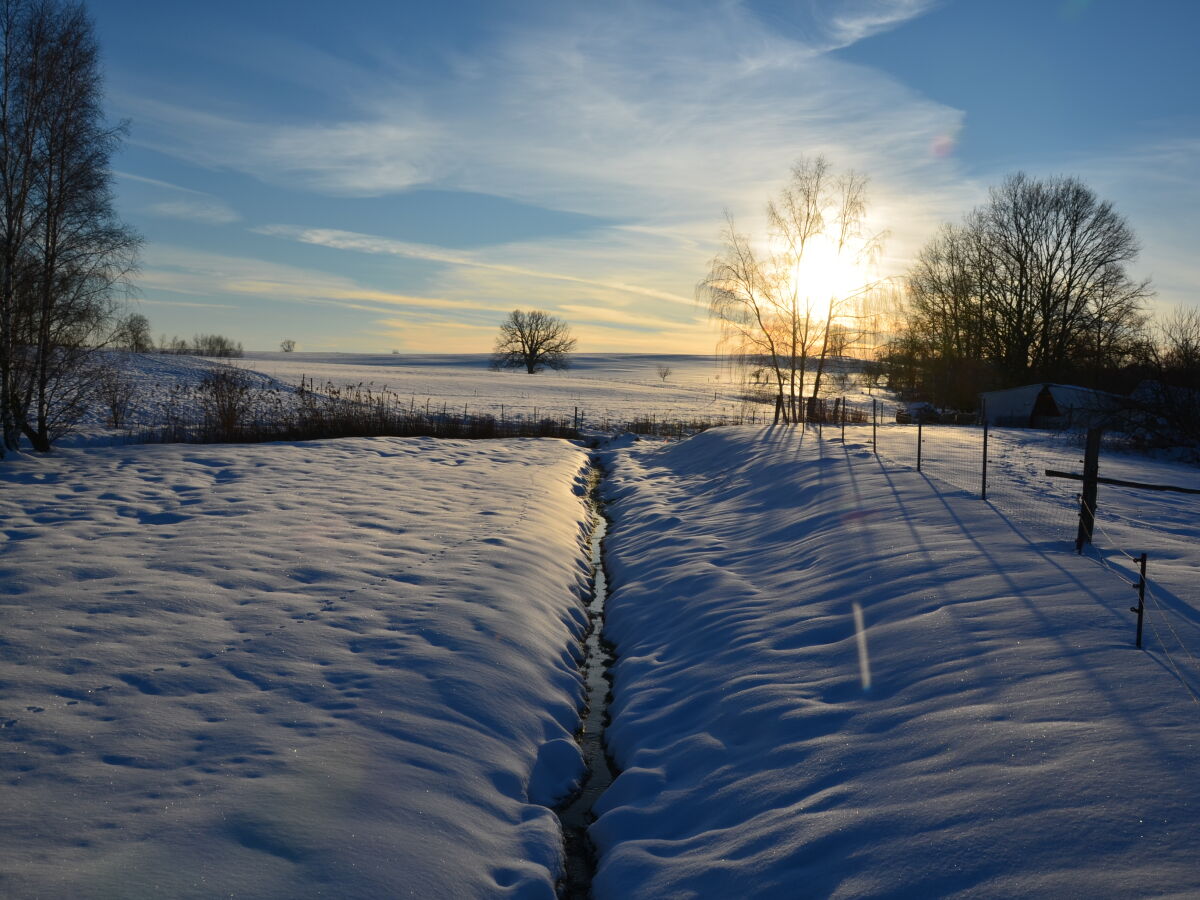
[[917, 421, 923, 472], [1075, 427, 1103, 552], [872, 399, 877, 454]]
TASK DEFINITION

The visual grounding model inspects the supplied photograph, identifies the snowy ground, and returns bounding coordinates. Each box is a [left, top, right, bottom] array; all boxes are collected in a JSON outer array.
[[0, 437, 591, 897], [594, 426, 1200, 897], [231, 351, 805, 427], [867, 421, 1200, 642], [3, 353, 1199, 897]]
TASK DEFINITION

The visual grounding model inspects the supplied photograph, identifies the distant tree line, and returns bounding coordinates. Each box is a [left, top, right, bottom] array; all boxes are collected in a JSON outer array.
[[154, 332, 244, 358], [106, 312, 244, 359], [0, 0, 140, 454], [881, 173, 1156, 409]]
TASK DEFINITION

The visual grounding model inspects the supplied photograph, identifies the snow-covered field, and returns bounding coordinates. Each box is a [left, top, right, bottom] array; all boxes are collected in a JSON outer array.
[[595, 426, 1200, 897], [0, 437, 591, 897], [231, 352, 771, 427], [2, 354, 1199, 897]]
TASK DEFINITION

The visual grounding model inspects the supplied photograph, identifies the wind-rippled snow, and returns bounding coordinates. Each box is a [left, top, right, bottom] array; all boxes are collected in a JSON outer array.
[[593, 425, 1200, 897], [0, 437, 590, 898]]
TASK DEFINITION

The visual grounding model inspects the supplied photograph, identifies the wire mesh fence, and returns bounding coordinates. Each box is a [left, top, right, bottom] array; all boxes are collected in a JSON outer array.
[[807, 395, 1200, 703]]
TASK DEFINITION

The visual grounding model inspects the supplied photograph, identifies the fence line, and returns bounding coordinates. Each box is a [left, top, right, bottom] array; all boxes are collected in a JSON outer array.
[[804, 396, 1200, 703]]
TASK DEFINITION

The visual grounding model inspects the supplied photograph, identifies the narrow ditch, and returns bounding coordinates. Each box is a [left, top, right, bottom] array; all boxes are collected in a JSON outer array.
[[556, 458, 618, 898]]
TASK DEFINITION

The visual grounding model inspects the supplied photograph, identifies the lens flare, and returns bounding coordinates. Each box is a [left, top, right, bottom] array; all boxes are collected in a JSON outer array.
[[853, 601, 872, 691]]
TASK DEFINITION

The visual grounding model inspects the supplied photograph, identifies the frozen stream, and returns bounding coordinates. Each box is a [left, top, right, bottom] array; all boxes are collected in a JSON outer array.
[[556, 460, 617, 897]]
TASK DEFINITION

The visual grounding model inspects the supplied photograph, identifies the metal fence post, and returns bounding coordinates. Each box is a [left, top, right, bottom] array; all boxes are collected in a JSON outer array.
[[841, 396, 846, 442], [1131, 553, 1147, 648], [872, 399, 877, 453], [981, 414, 989, 501], [917, 420, 923, 472]]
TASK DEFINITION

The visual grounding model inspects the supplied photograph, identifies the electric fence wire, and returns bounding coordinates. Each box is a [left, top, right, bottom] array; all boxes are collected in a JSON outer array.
[[1083, 496, 1200, 704]]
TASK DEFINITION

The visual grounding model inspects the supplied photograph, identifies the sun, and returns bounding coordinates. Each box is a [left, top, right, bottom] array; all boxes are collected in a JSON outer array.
[[781, 232, 875, 306]]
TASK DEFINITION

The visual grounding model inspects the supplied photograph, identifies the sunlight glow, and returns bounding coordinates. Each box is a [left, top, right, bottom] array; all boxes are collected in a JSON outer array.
[[779, 232, 877, 307]]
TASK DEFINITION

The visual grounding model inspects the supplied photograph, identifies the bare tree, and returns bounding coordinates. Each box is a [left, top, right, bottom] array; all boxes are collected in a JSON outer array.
[[1135, 306, 1200, 447], [280, 338, 296, 352], [655, 363, 672, 382], [700, 157, 885, 423], [0, 0, 138, 453], [896, 173, 1150, 407], [196, 366, 252, 441], [491, 309, 576, 374], [113, 312, 152, 351], [96, 353, 137, 427]]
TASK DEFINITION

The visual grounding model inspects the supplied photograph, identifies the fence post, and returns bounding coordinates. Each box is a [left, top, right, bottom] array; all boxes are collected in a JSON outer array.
[[917, 420, 923, 472], [1131, 553, 1147, 648], [841, 396, 846, 442], [1074, 427, 1103, 553], [574, 406, 579, 430], [872, 398, 877, 454], [981, 413, 989, 501]]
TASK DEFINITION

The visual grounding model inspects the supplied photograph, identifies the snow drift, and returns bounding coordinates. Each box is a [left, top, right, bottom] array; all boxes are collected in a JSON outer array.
[[0, 437, 590, 898], [594, 425, 1200, 897]]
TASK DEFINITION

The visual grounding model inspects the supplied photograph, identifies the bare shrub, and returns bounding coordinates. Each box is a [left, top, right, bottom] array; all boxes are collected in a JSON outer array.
[[97, 361, 139, 428], [196, 368, 252, 440]]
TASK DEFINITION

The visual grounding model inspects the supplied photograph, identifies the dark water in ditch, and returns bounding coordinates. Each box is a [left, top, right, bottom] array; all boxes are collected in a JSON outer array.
[[556, 461, 617, 898]]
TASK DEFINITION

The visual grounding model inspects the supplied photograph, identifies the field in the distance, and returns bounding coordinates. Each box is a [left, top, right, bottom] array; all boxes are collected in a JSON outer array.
[[231, 352, 870, 427]]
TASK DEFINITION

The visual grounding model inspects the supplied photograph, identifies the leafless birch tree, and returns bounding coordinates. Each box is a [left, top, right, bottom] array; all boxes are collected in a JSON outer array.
[[699, 157, 886, 423], [0, 0, 138, 454]]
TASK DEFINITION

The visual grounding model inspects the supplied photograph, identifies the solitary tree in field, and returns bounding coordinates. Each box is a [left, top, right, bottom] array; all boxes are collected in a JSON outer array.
[[491, 309, 576, 374], [280, 339, 296, 352]]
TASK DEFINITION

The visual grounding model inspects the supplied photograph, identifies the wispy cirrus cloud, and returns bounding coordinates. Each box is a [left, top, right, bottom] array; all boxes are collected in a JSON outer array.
[[115, 0, 962, 224], [115, 170, 241, 225], [137, 245, 504, 317], [145, 198, 240, 225], [110, 0, 976, 351], [819, 0, 944, 47], [256, 225, 697, 307]]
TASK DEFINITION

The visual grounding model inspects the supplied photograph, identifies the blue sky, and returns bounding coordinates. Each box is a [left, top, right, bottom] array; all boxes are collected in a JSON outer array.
[[91, 0, 1200, 353]]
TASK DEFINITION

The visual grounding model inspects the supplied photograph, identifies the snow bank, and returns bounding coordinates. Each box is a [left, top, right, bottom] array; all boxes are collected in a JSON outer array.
[[0, 437, 590, 898], [594, 425, 1200, 897]]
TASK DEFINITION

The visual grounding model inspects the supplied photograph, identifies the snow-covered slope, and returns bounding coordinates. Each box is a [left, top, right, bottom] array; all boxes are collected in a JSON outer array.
[[0, 437, 590, 898], [594, 426, 1200, 897]]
